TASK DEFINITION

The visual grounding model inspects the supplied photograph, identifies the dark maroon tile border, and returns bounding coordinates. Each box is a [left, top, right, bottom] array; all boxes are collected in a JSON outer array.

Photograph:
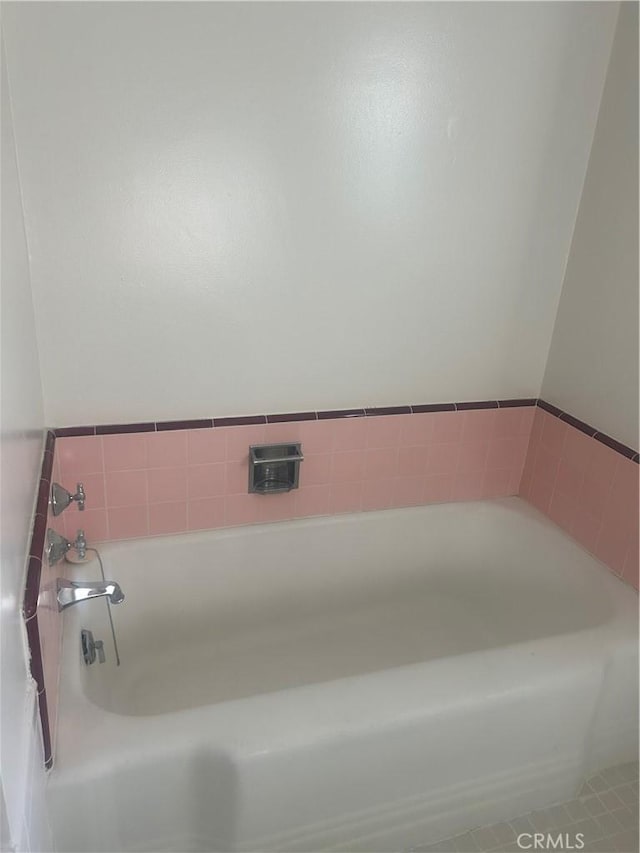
[[51, 398, 638, 461], [25, 609, 45, 691], [38, 689, 53, 769], [535, 400, 638, 461], [317, 408, 366, 419], [23, 430, 57, 768], [213, 415, 266, 427], [456, 400, 499, 410], [157, 418, 212, 431], [559, 412, 597, 438], [593, 431, 637, 461], [364, 406, 411, 416], [267, 411, 317, 423], [411, 403, 455, 413], [95, 422, 155, 435], [537, 399, 564, 418], [498, 398, 537, 408], [54, 425, 96, 437], [29, 511, 47, 562], [23, 556, 42, 622]]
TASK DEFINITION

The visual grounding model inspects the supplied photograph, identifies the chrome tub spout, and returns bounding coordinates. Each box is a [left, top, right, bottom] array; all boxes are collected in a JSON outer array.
[[56, 579, 125, 611]]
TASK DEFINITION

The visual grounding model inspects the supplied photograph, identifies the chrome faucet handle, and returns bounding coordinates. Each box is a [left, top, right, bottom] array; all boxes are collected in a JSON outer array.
[[73, 482, 86, 511], [73, 529, 87, 560]]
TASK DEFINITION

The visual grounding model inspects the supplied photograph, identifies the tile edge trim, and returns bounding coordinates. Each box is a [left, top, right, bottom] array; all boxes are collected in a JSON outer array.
[[23, 429, 55, 768], [51, 399, 638, 459]]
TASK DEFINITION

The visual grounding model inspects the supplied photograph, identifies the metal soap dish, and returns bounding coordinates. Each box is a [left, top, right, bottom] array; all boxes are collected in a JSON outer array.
[[249, 443, 304, 494]]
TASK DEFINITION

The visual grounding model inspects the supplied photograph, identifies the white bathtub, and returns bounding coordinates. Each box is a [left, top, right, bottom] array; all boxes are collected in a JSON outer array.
[[47, 498, 638, 853]]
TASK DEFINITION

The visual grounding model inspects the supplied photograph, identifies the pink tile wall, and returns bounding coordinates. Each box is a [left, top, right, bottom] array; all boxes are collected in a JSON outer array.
[[54, 407, 534, 543], [521, 408, 639, 589]]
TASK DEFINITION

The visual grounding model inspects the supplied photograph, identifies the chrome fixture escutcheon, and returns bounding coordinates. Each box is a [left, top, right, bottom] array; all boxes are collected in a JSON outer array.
[[50, 482, 86, 516]]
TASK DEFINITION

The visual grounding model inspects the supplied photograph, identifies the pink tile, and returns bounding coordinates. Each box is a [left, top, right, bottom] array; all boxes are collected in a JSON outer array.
[[146, 430, 188, 468], [330, 451, 365, 483], [363, 448, 399, 480], [493, 408, 525, 439], [462, 409, 496, 440], [186, 429, 226, 465], [452, 471, 486, 502], [561, 428, 596, 472], [423, 473, 454, 504], [539, 411, 567, 456], [66, 508, 108, 543], [297, 420, 334, 454], [593, 515, 633, 576], [431, 411, 463, 443], [188, 497, 226, 531], [52, 451, 62, 483], [547, 491, 577, 533], [259, 492, 296, 523], [571, 506, 603, 555], [105, 469, 147, 507], [147, 467, 188, 503], [365, 416, 402, 449], [102, 433, 147, 471], [519, 406, 536, 436], [425, 443, 459, 476], [187, 463, 226, 499], [330, 482, 362, 514], [224, 425, 267, 462], [554, 460, 585, 501], [149, 502, 187, 536], [603, 457, 639, 528], [264, 422, 303, 445], [519, 443, 539, 497], [398, 446, 429, 478], [529, 408, 545, 446], [300, 453, 331, 487], [527, 471, 555, 515], [392, 477, 424, 507], [482, 468, 513, 498], [294, 485, 331, 518], [534, 444, 561, 485], [60, 472, 106, 510], [585, 440, 621, 489], [457, 441, 488, 474], [57, 436, 104, 477], [486, 437, 528, 471], [332, 417, 366, 452], [225, 459, 249, 495], [622, 537, 639, 589], [519, 465, 534, 500], [225, 493, 262, 526], [508, 468, 525, 495], [361, 479, 395, 512], [107, 505, 148, 540], [579, 474, 610, 521], [399, 413, 434, 446]]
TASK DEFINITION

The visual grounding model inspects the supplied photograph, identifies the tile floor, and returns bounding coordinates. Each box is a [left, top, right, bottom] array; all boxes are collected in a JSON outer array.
[[413, 762, 638, 853]]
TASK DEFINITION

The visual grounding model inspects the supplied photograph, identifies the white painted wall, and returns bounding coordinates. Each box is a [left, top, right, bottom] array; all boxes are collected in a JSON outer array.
[[2, 3, 617, 426], [542, 3, 639, 450], [0, 39, 53, 853]]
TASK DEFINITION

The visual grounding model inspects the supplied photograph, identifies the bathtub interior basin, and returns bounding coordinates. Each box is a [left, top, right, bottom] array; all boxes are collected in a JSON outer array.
[[80, 499, 612, 715], [48, 498, 638, 853]]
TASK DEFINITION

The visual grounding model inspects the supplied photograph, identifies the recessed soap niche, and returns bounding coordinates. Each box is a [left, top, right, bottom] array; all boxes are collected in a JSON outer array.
[[249, 443, 304, 494]]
